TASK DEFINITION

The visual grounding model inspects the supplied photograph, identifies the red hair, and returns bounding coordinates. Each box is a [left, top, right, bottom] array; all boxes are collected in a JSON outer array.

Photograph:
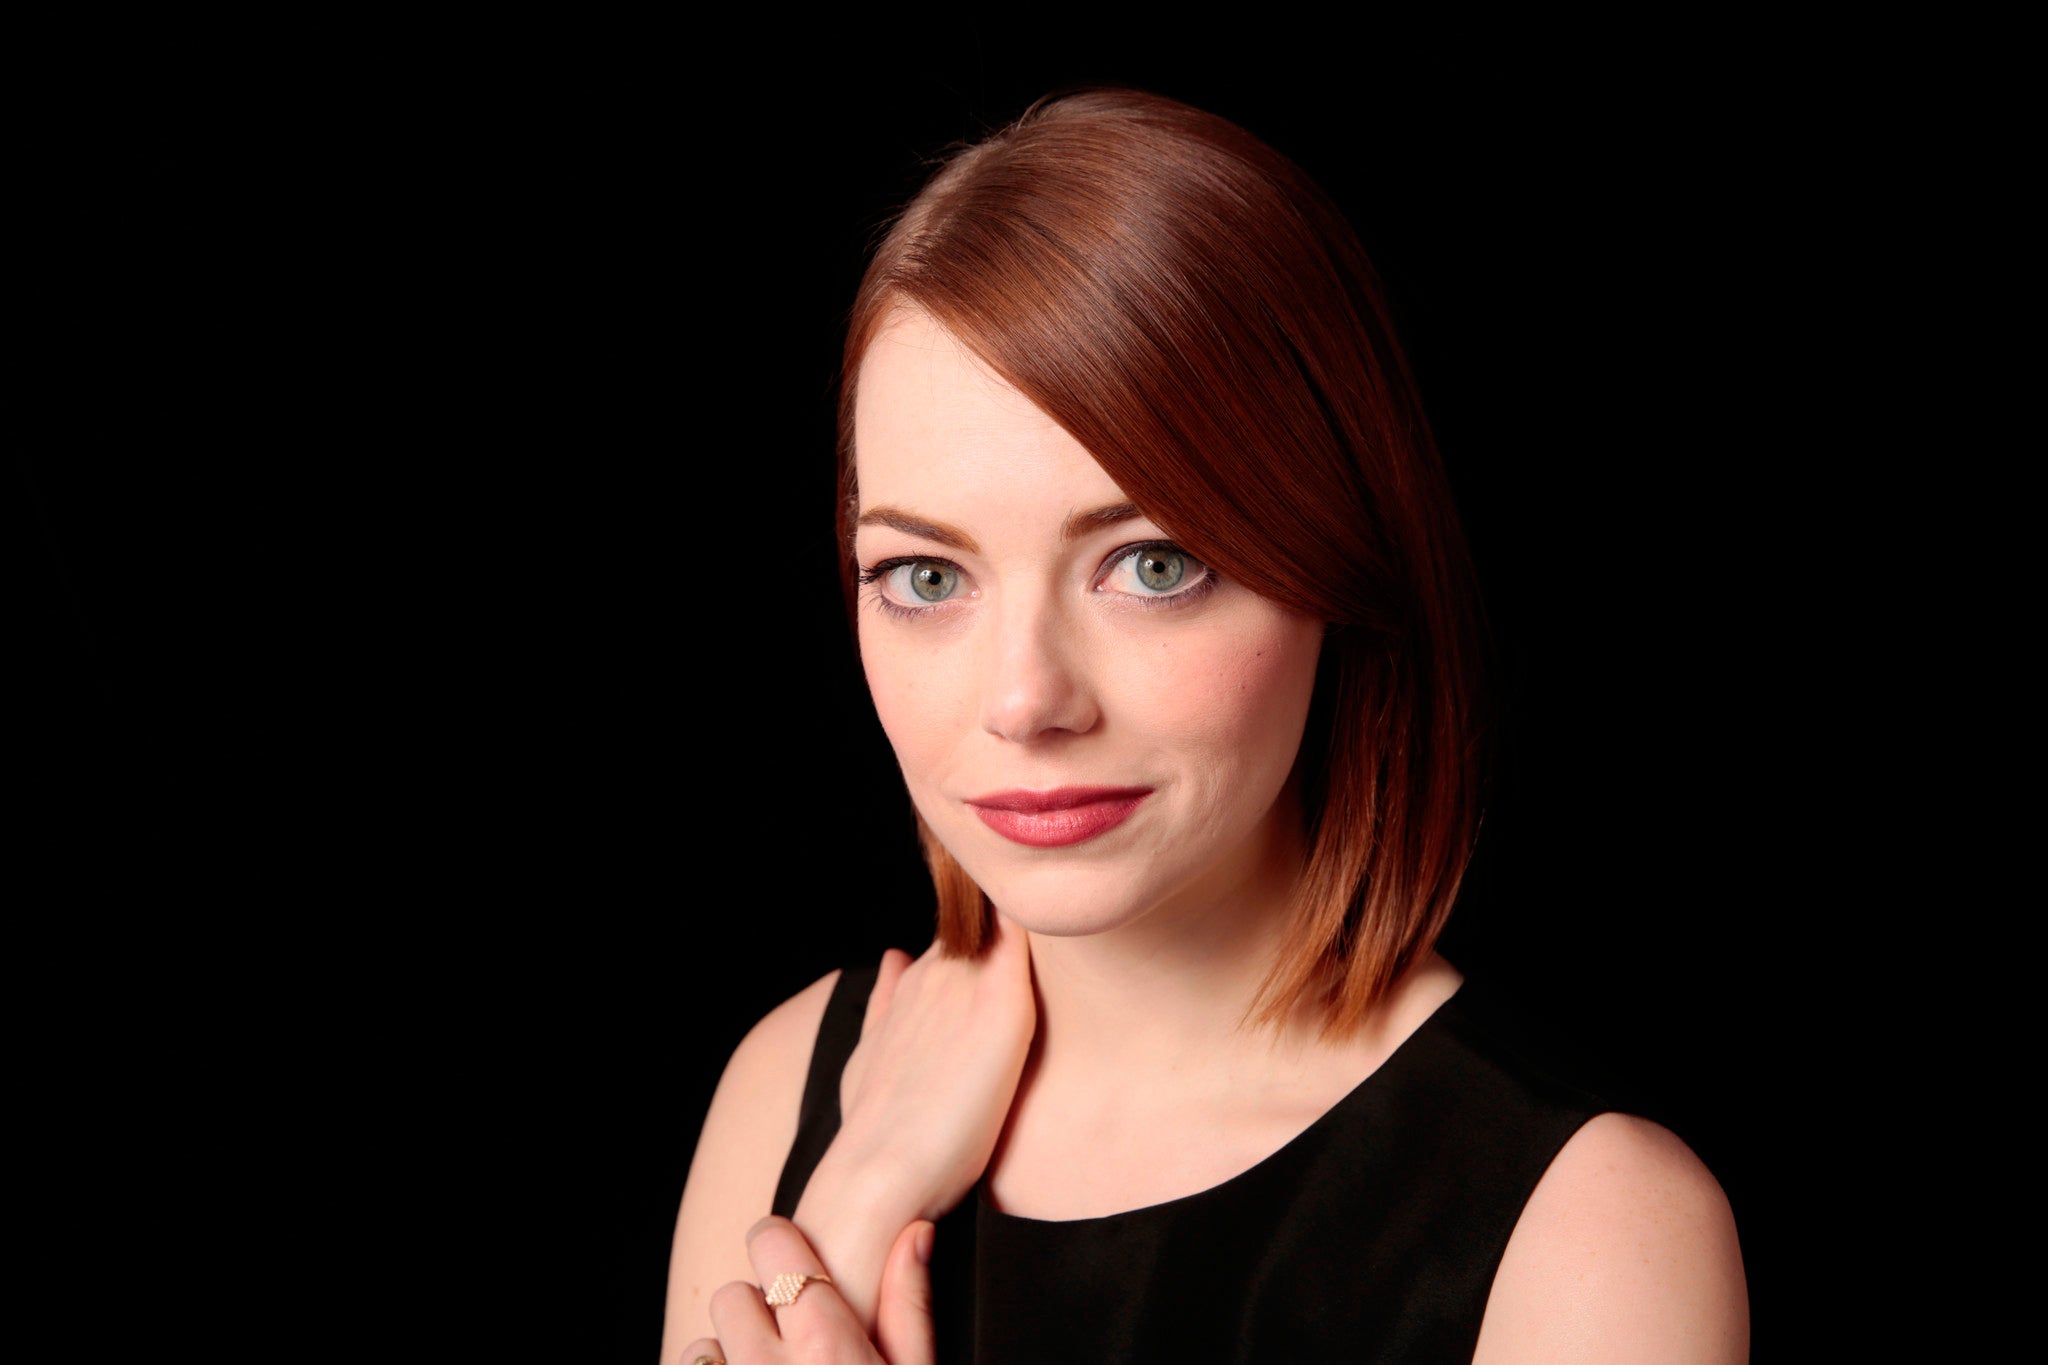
[[837, 90, 1487, 1033]]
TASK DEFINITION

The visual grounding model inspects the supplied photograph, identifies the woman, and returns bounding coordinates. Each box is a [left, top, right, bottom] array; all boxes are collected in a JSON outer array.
[[664, 89, 1747, 1363]]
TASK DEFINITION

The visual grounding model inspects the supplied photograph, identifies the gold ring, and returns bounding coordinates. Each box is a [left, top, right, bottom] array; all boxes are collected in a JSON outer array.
[[764, 1271, 834, 1307]]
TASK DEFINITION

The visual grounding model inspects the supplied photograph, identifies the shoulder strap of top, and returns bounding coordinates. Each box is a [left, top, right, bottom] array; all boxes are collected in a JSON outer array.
[[771, 964, 879, 1219]]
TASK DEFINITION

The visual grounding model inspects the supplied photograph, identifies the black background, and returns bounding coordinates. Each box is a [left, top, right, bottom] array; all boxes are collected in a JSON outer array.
[[20, 24, 1896, 1361]]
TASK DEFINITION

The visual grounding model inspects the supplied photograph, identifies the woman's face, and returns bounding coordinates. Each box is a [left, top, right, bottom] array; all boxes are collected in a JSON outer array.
[[852, 309, 1324, 938]]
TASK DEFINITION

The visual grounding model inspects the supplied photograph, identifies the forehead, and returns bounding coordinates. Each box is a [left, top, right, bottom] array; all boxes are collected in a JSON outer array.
[[852, 309, 1125, 512]]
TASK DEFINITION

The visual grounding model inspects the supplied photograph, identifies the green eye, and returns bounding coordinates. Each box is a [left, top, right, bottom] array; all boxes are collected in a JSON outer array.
[[860, 556, 967, 613], [1098, 541, 1214, 604], [905, 562, 959, 602], [1134, 549, 1185, 592], [1100, 542, 1212, 602]]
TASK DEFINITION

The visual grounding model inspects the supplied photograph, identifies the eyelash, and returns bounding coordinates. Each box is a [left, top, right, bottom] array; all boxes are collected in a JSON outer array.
[[857, 541, 1220, 621], [856, 557, 951, 623]]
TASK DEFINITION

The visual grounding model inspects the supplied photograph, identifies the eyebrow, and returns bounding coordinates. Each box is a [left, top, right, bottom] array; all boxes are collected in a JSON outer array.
[[853, 507, 981, 554], [1062, 501, 1143, 542], [853, 501, 1145, 553]]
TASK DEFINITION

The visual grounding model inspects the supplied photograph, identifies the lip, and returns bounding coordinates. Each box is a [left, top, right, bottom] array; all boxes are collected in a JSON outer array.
[[964, 786, 1153, 848]]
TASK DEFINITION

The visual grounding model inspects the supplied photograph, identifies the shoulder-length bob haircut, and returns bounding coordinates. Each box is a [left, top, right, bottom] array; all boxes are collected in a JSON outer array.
[[837, 89, 1488, 1033]]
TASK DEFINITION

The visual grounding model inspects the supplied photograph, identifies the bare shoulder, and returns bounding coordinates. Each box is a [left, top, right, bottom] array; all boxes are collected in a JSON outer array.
[[658, 968, 842, 1364], [1473, 1113, 1749, 1364]]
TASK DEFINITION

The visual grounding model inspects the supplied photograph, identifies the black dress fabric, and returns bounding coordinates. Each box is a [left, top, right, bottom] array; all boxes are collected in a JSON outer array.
[[772, 968, 1605, 1364]]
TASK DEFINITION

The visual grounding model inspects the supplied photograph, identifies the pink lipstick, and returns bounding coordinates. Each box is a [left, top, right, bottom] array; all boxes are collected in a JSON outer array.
[[965, 786, 1152, 848]]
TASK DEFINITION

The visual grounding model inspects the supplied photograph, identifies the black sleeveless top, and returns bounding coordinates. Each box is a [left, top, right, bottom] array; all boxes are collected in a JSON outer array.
[[773, 967, 1606, 1363]]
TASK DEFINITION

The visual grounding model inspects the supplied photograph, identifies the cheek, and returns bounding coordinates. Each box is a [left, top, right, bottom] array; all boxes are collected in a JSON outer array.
[[859, 621, 967, 784], [1133, 614, 1322, 781]]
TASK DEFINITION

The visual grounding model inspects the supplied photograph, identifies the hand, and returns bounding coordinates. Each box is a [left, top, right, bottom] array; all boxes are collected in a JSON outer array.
[[793, 914, 1035, 1325], [680, 1215, 936, 1365], [832, 913, 1036, 1224]]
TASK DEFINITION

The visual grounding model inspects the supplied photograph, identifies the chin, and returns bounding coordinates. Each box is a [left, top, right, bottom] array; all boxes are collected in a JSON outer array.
[[955, 841, 1222, 941], [987, 892, 1154, 939]]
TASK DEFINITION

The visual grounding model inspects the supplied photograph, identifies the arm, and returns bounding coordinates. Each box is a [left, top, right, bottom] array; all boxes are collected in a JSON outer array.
[[1473, 1114, 1750, 1364], [659, 970, 840, 1364]]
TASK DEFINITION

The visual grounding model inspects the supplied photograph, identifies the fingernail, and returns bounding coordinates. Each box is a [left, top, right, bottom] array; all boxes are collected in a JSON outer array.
[[914, 1222, 935, 1265]]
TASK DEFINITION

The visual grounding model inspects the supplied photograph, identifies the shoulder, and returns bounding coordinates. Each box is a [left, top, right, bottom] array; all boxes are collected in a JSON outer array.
[[659, 968, 844, 1363], [1473, 1113, 1749, 1364], [687, 966, 843, 1193], [713, 968, 845, 1122]]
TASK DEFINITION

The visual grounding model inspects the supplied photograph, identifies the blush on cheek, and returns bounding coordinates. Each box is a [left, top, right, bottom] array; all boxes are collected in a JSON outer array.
[[1181, 622, 1324, 752], [866, 665, 927, 757], [862, 639, 968, 779]]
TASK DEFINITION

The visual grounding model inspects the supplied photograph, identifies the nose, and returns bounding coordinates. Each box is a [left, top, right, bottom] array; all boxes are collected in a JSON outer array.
[[979, 594, 1100, 744]]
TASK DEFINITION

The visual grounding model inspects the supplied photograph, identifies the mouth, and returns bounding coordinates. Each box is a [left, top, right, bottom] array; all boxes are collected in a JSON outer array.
[[964, 786, 1153, 849]]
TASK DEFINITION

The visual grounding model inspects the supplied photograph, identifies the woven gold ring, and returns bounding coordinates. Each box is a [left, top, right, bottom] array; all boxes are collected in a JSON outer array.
[[763, 1271, 834, 1308]]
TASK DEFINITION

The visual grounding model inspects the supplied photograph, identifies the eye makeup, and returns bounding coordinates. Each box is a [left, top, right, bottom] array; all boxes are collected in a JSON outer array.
[[857, 539, 1221, 621], [1092, 541, 1219, 609]]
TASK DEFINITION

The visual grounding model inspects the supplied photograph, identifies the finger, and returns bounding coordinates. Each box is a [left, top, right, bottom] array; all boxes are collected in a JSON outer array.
[[707, 1279, 780, 1359], [874, 1221, 936, 1365], [745, 1214, 866, 1342], [675, 1337, 727, 1365], [985, 913, 1036, 1003], [988, 911, 1031, 972], [864, 947, 912, 1034]]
